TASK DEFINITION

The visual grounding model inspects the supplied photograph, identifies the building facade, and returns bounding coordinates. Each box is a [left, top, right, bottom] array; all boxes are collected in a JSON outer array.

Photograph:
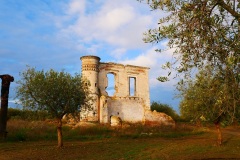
[[80, 55, 174, 126]]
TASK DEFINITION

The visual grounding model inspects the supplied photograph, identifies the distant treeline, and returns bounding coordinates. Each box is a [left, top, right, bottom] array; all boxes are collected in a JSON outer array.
[[7, 108, 54, 121]]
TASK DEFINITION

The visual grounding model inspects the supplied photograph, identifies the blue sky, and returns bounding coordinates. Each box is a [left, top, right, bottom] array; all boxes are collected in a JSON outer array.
[[0, 0, 180, 112]]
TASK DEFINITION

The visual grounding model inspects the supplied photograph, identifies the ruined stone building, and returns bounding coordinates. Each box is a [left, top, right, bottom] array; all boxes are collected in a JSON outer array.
[[80, 55, 174, 126]]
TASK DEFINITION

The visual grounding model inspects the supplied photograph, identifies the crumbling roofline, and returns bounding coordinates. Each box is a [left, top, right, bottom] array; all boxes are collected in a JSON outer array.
[[100, 62, 150, 70], [80, 55, 101, 61]]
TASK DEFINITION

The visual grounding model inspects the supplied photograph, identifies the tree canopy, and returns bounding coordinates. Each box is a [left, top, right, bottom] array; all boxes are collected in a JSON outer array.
[[140, 0, 239, 79], [140, 0, 239, 145], [16, 67, 89, 147], [178, 66, 240, 124]]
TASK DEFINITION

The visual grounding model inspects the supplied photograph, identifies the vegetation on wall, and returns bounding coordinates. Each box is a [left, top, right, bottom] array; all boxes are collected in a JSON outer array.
[[150, 101, 180, 121]]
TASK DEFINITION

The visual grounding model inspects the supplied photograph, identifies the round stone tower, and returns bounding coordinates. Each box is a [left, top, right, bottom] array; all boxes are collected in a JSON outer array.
[[80, 55, 100, 121]]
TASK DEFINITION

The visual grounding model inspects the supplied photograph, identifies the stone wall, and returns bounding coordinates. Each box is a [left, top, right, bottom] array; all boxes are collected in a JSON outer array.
[[80, 55, 175, 126], [145, 110, 175, 127], [98, 62, 150, 110], [107, 97, 145, 123]]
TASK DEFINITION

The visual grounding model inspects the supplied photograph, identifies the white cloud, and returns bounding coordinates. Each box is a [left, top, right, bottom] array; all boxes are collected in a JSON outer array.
[[96, 6, 134, 32], [0, 0, 180, 109], [55, 0, 179, 93], [56, 0, 157, 58], [119, 45, 179, 90], [67, 0, 86, 15], [119, 48, 160, 67], [110, 48, 127, 59]]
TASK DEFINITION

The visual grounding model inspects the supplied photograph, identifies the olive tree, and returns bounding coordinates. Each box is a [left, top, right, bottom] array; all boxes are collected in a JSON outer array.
[[139, 0, 239, 74], [16, 67, 90, 147], [139, 0, 240, 145], [178, 66, 240, 145]]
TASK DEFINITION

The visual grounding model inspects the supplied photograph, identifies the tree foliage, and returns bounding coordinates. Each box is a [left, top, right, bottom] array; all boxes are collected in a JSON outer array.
[[140, 0, 239, 78], [140, 0, 240, 113], [140, 0, 239, 145], [178, 65, 240, 145], [16, 67, 89, 147], [179, 66, 240, 125]]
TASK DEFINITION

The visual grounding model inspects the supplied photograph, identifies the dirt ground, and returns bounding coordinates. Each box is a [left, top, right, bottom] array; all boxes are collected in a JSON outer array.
[[1, 127, 240, 160]]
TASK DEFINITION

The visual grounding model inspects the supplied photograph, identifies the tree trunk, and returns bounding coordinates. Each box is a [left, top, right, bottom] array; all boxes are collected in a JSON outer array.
[[215, 122, 222, 146], [57, 118, 63, 148], [0, 75, 14, 140]]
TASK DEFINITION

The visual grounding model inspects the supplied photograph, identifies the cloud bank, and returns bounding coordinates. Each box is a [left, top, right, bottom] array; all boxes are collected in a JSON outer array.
[[0, 0, 180, 111]]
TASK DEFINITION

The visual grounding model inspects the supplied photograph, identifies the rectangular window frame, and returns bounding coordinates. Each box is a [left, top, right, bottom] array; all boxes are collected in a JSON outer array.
[[129, 77, 136, 96]]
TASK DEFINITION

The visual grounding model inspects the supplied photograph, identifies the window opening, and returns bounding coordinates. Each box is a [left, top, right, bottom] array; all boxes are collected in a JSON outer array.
[[129, 77, 136, 96], [106, 73, 115, 96]]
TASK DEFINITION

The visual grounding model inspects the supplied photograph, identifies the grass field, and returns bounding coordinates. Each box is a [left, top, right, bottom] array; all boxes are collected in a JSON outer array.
[[1, 120, 240, 160]]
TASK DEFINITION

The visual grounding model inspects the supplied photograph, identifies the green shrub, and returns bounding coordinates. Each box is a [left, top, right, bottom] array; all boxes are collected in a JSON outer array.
[[12, 129, 28, 141], [7, 119, 57, 141], [7, 108, 22, 120], [7, 108, 53, 121]]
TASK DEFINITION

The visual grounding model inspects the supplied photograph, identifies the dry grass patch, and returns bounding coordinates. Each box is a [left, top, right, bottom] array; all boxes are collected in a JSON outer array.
[[2, 120, 240, 159]]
